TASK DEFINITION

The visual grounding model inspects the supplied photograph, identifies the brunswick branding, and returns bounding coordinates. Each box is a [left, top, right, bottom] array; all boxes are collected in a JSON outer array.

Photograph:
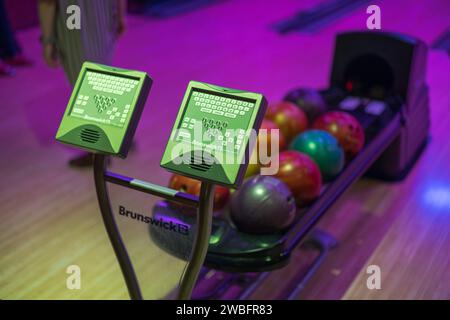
[[118, 205, 190, 236]]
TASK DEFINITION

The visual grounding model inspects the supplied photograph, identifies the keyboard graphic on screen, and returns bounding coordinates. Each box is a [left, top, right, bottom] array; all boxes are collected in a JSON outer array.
[[70, 70, 140, 128], [175, 90, 255, 154]]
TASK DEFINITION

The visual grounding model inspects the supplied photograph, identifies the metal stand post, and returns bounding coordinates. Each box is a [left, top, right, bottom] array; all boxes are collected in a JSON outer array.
[[93, 154, 143, 300], [177, 182, 215, 299]]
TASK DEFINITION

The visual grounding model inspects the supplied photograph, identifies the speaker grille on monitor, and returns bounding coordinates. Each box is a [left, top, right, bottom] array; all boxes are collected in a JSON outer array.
[[188, 152, 212, 172], [80, 128, 100, 143]]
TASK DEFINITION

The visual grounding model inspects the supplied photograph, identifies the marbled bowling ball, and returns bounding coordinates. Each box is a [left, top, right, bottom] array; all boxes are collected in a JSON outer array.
[[245, 119, 287, 178], [284, 87, 327, 123], [265, 101, 308, 144], [273, 150, 322, 206], [313, 111, 365, 158], [257, 119, 286, 155], [168, 174, 230, 213], [244, 148, 261, 178], [289, 130, 344, 180]]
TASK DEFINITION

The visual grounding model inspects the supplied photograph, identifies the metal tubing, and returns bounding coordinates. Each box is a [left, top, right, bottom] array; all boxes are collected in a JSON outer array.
[[177, 182, 215, 299], [93, 154, 143, 300], [104, 171, 199, 207]]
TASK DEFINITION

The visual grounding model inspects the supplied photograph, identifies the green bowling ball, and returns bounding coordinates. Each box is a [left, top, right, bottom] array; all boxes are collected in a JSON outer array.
[[289, 129, 344, 180]]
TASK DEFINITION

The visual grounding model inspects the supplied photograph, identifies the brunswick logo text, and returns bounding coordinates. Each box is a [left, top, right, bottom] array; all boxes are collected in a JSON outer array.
[[118, 205, 190, 236]]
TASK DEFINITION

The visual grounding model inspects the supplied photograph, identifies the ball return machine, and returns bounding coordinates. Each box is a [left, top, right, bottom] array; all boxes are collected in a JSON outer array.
[[151, 31, 430, 299]]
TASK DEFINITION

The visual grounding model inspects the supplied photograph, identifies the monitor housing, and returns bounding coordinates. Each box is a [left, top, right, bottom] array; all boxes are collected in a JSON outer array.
[[161, 81, 267, 187], [56, 62, 152, 158]]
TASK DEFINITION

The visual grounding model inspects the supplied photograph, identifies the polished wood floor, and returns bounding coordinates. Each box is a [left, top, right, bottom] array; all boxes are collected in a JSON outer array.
[[0, 0, 449, 299]]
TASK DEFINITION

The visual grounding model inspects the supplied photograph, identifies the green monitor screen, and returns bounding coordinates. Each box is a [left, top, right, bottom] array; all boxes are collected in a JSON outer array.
[[56, 62, 152, 157], [161, 81, 267, 187], [70, 70, 141, 128]]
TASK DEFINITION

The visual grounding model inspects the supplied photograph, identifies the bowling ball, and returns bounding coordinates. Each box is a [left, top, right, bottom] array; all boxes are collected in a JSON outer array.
[[230, 175, 296, 234], [245, 119, 286, 178], [258, 119, 286, 155], [244, 148, 260, 178], [265, 101, 308, 143], [290, 130, 344, 180], [273, 150, 322, 206], [284, 88, 328, 123], [150, 201, 229, 261], [313, 111, 365, 158], [168, 174, 230, 213]]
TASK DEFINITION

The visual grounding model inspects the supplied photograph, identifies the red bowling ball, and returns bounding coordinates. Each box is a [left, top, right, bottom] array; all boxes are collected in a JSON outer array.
[[169, 174, 230, 213], [313, 111, 365, 158]]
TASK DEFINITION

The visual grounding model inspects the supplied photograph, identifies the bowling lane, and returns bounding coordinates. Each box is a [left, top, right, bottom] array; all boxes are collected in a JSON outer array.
[[343, 53, 450, 300]]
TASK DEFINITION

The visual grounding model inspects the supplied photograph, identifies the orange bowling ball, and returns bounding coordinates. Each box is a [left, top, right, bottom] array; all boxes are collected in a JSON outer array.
[[258, 119, 286, 155], [313, 111, 365, 158], [265, 101, 308, 144], [245, 148, 261, 178], [169, 174, 230, 212], [273, 150, 322, 206], [245, 119, 286, 177]]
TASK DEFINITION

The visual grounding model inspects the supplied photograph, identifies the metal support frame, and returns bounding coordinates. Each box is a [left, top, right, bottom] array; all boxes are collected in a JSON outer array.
[[93, 154, 215, 300], [93, 154, 143, 300], [93, 112, 404, 300], [178, 182, 215, 299]]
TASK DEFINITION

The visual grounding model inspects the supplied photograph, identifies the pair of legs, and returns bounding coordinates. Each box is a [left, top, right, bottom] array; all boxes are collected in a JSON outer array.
[[0, 0, 32, 76]]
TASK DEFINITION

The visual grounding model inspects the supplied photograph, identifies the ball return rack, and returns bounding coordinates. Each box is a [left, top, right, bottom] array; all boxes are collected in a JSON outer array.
[[150, 31, 430, 299], [152, 89, 420, 299]]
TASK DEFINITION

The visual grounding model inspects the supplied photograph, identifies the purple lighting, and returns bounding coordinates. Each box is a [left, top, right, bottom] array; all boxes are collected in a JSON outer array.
[[423, 184, 450, 211]]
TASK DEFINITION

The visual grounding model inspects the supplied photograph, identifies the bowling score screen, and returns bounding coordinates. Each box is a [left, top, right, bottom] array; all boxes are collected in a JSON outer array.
[[174, 88, 257, 156]]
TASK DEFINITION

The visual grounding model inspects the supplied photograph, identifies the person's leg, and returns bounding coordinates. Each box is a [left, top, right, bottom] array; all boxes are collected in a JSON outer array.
[[57, 0, 121, 167], [0, 0, 16, 76], [0, 58, 14, 76], [0, 0, 32, 66], [0, 0, 21, 58]]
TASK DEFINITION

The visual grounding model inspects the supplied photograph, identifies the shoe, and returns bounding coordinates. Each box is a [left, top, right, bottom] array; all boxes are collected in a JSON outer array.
[[68, 153, 112, 168], [68, 153, 94, 167], [4, 53, 33, 67], [0, 60, 15, 76]]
